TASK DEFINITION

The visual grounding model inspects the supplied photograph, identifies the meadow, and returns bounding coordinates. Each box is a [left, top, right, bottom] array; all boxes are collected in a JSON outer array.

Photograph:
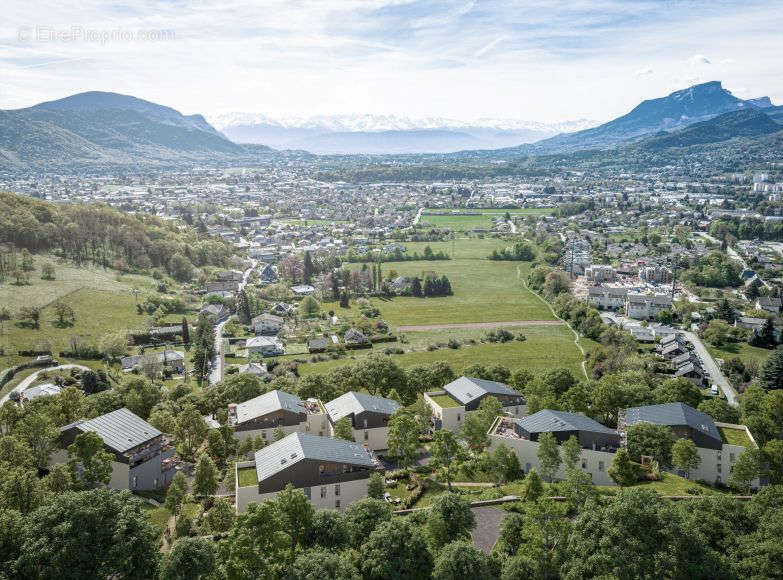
[[419, 208, 552, 231]]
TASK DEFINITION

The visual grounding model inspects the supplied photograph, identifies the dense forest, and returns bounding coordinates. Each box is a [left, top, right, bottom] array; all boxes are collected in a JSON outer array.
[[0, 192, 234, 280]]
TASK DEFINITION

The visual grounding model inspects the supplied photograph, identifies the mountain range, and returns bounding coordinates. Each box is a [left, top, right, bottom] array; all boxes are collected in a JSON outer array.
[[209, 113, 598, 154], [0, 82, 780, 171]]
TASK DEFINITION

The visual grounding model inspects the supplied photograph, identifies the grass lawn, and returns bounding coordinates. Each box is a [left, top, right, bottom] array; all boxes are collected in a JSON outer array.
[[143, 505, 172, 535], [295, 324, 584, 377], [707, 341, 772, 367], [597, 472, 722, 496], [0, 287, 145, 371], [369, 259, 551, 326], [237, 467, 258, 488], [420, 209, 552, 231], [430, 393, 460, 408], [719, 425, 755, 448]]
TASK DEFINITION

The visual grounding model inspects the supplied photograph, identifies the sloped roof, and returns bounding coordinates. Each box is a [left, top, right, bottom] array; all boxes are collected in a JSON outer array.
[[443, 376, 521, 406], [325, 391, 401, 422], [234, 390, 304, 424], [515, 409, 617, 435], [72, 408, 161, 453], [624, 403, 721, 444], [254, 432, 375, 481]]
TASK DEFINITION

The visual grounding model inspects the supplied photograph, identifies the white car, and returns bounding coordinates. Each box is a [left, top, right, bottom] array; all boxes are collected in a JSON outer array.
[[710, 385, 719, 396]]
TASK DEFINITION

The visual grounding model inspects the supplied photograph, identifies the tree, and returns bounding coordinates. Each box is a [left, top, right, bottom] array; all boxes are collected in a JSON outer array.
[[1, 468, 43, 514], [360, 518, 434, 580], [290, 548, 360, 580], [368, 471, 385, 499], [175, 513, 194, 538], [52, 301, 75, 326], [67, 431, 113, 488], [274, 484, 314, 562], [343, 498, 392, 547], [626, 422, 675, 467], [728, 448, 762, 492], [703, 319, 730, 347], [168, 253, 194, 282], [217, 501, 288, 579], [387, 410, 421, 467], [427, 492, 475, 548], [608, 447, 637, 486], [487, 443, 521, 484], [656, 378, 703, 408], [672, 438, 701, 478], [203, 498, 235, 533], [304, 509, 350, 549], [159, 537, 216, 580], [99, 332, 128, 361], [762, 346, 783, 390], [40, 261, 55, 280], [698, 398, 740, 423], [411, 276, 423, 297], [165, 472, 188, 517], [18, 412, 57, 468], [332, 417, 353, 441], [118, 377, 162, 419], [522, 469, 544, 501], [299, 295, 320, 318], [430, 429, 462, 491], [536, 432, 562, 482], [562, 468, 596, 509], [181, 317, 191, 345], [44, 463, 74, 494], [175, 405, 208, 460], [543, 270, 570, 298], [460, 412, 491, 455], [193, 454, 219, 498], [17, 490, 159, 580], [0, 401, 20, 436], [561, 435, 581, 470], [763, 439, 783, 484], [432, 541, 492, 580]]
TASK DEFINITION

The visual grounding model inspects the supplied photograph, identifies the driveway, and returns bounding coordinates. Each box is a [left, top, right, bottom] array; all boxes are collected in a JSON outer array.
[[470, 506, 506, 554], [683, 331, 739, 406], [0, 364, 91, 405]]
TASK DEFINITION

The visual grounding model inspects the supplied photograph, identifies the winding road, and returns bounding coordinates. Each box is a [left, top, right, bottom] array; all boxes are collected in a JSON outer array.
[[0, 364, 91, 405], [683, 330, 739, 407]]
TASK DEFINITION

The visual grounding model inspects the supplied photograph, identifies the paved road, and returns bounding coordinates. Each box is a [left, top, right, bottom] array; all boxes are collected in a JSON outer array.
[[412, 207, 425, 225], [683, 330, 739, 406], [470, 506, 506, 555], [0, 364, 91, 405], [396, 320, 564, 332], [208, 260, 256, 386]]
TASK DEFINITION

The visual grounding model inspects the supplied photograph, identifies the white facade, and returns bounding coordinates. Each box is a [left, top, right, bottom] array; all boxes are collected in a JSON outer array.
[[234, 412, 329, 442], [425, 391, 526, 432]]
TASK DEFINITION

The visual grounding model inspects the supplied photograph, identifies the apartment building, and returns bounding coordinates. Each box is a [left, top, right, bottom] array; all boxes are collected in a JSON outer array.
[[585, 264, 616, 283], [235, 432, 380, 512], [425, 376, 526, 431], [625, 293, 672, 320], [586, 286, 628, 311], [54, 408, 177, 490], [324, 391, 401, 451], [227, 390, 328, 442]]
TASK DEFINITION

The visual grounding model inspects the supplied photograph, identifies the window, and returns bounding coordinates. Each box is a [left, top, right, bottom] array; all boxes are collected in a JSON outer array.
[[305, 424, 310, 432], [364, 430, 369, 441], [335, 484, 341, 497], [132, 476, 138, 488], [598, 461, 604, 472], [363, 419, 368, 428], [717, 464, 722, 473], [730, 453, 735, 462], [525, 463, 531, 472], [581, 459, 587, 469], [320, 486, 327, 499], [457, 414, 461, 422], [335, 499, 341, 509], [262, 432, 267, 439], [319, 465, 324, 474], [153, 478, 158, 489]]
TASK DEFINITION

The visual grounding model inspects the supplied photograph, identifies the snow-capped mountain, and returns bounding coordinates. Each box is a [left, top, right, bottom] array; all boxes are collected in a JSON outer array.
[[207, 112, 599, 154]]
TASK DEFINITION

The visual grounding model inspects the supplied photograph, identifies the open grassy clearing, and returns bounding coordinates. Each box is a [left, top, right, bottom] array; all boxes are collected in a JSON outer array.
[[237, 467, 258, 487], [295, 324, 585, 377], [0, 255, 157, 310], [420, 208, 552, 231], [719, 426, 755, 448], [369, 259, 551, 326], [0, 287, 146, 370], [707, 341, 772, 367], [142, 504, 172, 536]]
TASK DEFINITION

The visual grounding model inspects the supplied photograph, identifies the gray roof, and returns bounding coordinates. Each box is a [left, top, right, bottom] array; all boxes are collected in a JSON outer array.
[[234, 390, 304, 424], [72, 408, 161, 453], [325, 391, 401, 422], [443, 376, 521, 406], [254, 432, 375, 481], [624, 403, 720, 444], [515, 410, 617, 435]]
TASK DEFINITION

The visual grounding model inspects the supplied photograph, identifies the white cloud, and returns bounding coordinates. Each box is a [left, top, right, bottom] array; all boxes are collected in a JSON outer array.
[[634, 67, 654, 76], [719, 58, 735, 65], [688, 54, 711, 65], [474, 36, 507, 58]]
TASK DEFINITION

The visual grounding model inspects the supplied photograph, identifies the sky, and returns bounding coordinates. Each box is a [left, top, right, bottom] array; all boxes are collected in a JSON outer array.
[[1, 0, 782, 123]]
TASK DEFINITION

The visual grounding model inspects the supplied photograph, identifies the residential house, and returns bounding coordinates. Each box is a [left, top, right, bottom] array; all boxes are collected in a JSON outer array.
[[586, 286, 627, 311], [425, 376, 526, 432], [488, 410, 620, 485], [21, 383, 62, 402], [228, 390, 327, 441], [121, 350, 185, 374], [246, 336, 285, 357], [756, 297, 782, 315], [259, 264, 279, 284], [621, 403, 759, 487], [291, 284, 316, 297], [626, 293, 672, 320], [235, 433, 380, 512], [205, 280, 240, 294], [270, 302, 296, 316], [237, 362, 268, 377], [307, 337, 329, 353], [217, 270, 244, 282], [200, 303, 229, 322], [252, 313, 284, 335], [344, 328, 369, 345], [53, 408, 177, 490], [325, 391, 401, 451]]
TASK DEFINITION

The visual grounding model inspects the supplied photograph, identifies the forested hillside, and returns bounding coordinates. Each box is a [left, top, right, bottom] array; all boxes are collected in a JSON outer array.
[[0, 192, 234, 281]]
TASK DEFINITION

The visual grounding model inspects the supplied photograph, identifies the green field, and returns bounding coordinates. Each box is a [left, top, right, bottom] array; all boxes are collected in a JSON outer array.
[[238, 467, 258, 487], [719, 426, 754, 448], [368, 251, 552, 326], [707, 341, 772, 367], [296, 325, 585, 377], [420, 208, 552, 231]]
